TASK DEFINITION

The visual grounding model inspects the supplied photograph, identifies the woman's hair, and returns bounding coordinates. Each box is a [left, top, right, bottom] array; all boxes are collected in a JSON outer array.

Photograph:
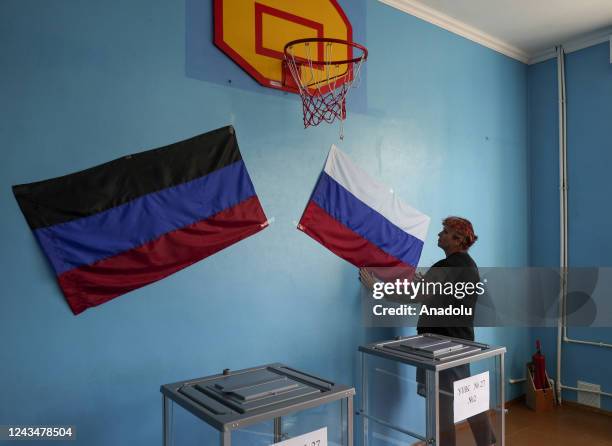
[[443, 216, 478, 250]]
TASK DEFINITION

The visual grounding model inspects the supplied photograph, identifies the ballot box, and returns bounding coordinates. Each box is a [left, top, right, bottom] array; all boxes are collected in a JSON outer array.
[[161, 363, 355, 446], [358, 334, 506, 446]]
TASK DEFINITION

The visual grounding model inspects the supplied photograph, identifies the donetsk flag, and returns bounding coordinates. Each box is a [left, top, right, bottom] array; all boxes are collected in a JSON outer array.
[[298, 145, 429, 277], [13, 126, 268, 315]]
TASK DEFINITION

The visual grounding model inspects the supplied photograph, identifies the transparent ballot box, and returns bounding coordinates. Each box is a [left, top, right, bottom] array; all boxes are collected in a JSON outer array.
[[160, 363, 355, 446], [358, 334, 505, 446]]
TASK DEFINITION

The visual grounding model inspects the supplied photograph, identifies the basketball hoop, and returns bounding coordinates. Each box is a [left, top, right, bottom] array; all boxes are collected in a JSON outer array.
[[283, 37, 368, 140]]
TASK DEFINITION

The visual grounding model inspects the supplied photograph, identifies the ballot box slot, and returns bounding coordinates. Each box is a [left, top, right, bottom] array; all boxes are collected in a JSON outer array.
[[216, 379, 300, 402], [385, 340, 467, 358], [270, 365, 334, 391], [197, 383, 320, 414], [178, 385, 230, 415], [212, 369, 284, 393]]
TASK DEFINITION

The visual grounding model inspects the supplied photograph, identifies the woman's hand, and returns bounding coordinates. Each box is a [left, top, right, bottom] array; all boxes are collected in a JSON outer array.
[[359, 268, 379, 291]]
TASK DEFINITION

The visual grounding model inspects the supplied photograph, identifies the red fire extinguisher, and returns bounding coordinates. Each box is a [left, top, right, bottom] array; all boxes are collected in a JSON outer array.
[[532, 340, 547, 390]]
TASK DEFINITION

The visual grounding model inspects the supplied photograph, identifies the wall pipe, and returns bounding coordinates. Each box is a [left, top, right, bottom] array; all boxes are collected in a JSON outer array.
[[556, 44, 568, 406], [560, 385, 612, 398], [508, 378, 525, 385], [556, 45, 612, 404], [563, 328, 612, 349]]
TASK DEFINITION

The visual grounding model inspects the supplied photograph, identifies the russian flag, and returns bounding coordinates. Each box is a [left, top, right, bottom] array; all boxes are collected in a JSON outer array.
[[298, 145, 429, 277], [13, 126, 268, 315]]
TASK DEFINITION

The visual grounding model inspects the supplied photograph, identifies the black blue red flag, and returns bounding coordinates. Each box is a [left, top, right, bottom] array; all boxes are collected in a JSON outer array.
[[13, 126, 268, 314]]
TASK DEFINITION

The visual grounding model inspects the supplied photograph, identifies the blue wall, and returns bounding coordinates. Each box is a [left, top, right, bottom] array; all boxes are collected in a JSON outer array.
[[528, 42, 612, 410], [1, 1, 530, 445], [527, 57, 559, 268]]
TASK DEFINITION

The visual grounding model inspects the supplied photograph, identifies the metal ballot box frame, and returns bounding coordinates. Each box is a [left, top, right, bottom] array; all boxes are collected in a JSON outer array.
[[358, 334, 506, 446], [161, 363, 355, 446]]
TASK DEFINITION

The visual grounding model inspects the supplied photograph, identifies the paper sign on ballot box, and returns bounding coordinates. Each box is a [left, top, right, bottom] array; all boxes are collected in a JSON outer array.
[[453, 371, 490, 423]]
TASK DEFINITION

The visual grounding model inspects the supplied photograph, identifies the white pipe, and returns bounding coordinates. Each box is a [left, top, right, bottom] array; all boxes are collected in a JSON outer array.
[[508, 378, 526, 384], [556, 45, 568, 406], [563, 331, 612, 349], [561, 385, 612, 399], [555, 46, 612, 402]]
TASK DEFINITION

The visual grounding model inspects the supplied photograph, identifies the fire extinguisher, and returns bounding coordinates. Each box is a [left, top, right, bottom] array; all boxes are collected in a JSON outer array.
[[532, 340, 547, 390]]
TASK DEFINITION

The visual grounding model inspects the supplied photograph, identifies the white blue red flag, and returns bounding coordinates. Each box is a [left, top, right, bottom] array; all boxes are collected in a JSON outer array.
[[298, 145, 430, 276]]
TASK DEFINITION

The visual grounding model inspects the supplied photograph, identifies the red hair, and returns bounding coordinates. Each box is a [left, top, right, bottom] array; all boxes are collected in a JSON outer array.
[[443, 216, 478, 250]]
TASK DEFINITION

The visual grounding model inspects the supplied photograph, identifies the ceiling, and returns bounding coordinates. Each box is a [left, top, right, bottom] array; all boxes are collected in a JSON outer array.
[[381, 0, 612, 63]]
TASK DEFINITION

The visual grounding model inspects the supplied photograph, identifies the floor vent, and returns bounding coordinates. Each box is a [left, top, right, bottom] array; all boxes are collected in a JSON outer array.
[[577, 380, 601, 408]]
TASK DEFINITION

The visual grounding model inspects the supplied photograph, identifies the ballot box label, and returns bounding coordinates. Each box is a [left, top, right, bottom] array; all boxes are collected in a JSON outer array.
[[273, 427, 327, 446], [453, 371, 490, 423]]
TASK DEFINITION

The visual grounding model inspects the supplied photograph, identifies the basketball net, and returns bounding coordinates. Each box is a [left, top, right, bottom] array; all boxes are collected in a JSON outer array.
[[284, 39, 367, 140]]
